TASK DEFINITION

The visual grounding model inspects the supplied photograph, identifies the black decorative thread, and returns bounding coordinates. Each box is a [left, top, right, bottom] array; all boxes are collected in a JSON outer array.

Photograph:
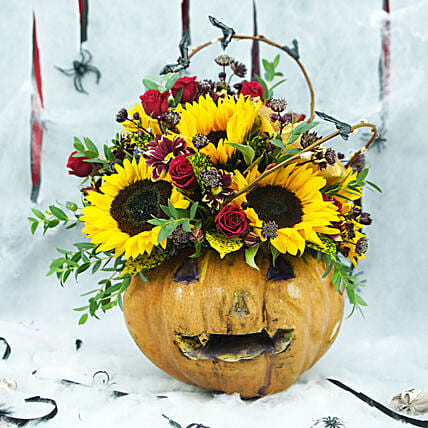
[[0, 337, 11, 360], [328, 378, 428, 427]]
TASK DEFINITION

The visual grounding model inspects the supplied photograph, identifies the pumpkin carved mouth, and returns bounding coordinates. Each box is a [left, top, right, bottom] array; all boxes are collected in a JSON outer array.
[[175, 329, 294, 362]]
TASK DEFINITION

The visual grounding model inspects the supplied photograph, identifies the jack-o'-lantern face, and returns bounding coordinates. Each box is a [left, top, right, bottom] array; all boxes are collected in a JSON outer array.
[[124, 250, 343, 398]]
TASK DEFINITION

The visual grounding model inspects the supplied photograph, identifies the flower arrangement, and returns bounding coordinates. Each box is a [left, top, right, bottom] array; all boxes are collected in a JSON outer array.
[[29, 40, 380, 325]]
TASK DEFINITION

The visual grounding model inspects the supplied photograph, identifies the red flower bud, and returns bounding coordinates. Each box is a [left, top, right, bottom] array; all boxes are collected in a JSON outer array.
[[139, 90, 169, 117], [239, 81, 264, 99], [168, 154, 197, 189], [171, 76, 198, 104], [215, 205, 248, 238], [67, 151, 93, 177], [190, 228, 204, 243]]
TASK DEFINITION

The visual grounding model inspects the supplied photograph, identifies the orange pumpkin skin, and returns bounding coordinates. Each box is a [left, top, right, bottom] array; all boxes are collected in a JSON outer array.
[[123, 250, 344, 398]]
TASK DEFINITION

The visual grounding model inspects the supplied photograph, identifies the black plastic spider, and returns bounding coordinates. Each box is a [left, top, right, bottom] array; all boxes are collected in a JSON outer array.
[[55, 48, 101, 94], [312, 416, 346, 428]]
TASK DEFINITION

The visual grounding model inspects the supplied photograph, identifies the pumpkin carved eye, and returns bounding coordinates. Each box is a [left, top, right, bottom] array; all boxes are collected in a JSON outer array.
[[174, 329, 294, 362]]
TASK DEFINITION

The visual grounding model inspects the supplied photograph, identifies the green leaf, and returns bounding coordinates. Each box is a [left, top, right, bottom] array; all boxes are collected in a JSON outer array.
[[254, 74, 269, 101], [286, 121, 319, 145], [357, 168, 369, 181], [76, 262, 91, 274], [159, 204, 172, 217], [84, 138, 99, 156], [62, 269, 72, 284], [73, 242, 95, 249], [173, 86, 184, 106], [31, 208, 46, 220], [355, 294, 368, 307], [142, 78, 160, 91], [47, 219, 60, 228], [190, 241, 203, 258], [117, 294, 124, 311], [269, 79, 287, 92], [31, 222, 38, 235], [225, 142, 255, 165], [104, 144, 115, 162], [366, 180, 382, 193], [245, 244, 260, 270], [167, 199, 179, 219], [190, 202, 198, 219], [74, 305, 90, 312], [138, 272, 148, 282], [271, 246, 280, 265], [157, 222, 177, 244], [165, 73, 179, 90], [49, 205, 68, 221], [65, 201, 78, 211], [78, 313, 88, 325], [322, 262, 333, 279], [92, 260, 102, 274], [182, 218, 191, 233], [262, 59, 275, 82], [73, 137, 85, 152], [270, 137, 285, 149]]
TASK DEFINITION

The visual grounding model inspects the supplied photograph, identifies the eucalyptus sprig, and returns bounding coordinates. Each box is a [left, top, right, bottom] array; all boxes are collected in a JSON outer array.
[[147, 200, 201, 244], [28, 201, 81, 235], [48, 243, 132, 324], [318, 251, 368, 316]]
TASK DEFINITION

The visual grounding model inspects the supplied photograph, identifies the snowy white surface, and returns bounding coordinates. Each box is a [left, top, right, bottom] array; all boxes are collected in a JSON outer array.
[[1, 1, 427, 427]]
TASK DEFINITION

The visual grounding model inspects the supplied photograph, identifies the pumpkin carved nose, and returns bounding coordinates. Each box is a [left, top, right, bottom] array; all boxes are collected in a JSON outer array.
[[229, 291, 250, 318]]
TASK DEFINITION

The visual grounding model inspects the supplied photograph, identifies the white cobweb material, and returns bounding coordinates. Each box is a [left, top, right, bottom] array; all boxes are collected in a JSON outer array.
[[1, 0, 427, 427]]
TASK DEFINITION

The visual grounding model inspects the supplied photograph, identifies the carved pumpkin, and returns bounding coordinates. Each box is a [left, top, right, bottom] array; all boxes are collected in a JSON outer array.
[[123, 250, 344, 398]]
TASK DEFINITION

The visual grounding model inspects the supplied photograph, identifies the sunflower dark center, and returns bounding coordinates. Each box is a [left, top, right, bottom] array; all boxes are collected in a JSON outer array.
[[246, 185, 303, 229], [110, 180, 172, 236], [206, 130, 227, 147]]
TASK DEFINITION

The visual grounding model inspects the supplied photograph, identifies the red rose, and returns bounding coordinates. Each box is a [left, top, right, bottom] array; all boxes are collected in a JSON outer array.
[[67, 151, 93, 177], [171, 76, 198, 104], [215, 205, 248, 238], [139, 90, 169, 117], [169, 154, 197, 189], [240, 81, 264, 99]]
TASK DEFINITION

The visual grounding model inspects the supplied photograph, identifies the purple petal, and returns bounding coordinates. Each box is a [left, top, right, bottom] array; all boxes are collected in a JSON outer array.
[[173, 260, 199, 283], [266, 256, 295, 281]]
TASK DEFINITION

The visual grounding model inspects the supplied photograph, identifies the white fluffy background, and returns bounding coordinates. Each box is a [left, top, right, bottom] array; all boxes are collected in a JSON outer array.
[[0, 0, 427, 427]]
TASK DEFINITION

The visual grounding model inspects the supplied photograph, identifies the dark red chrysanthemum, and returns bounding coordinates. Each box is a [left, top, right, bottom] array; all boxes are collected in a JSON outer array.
[[144, 135, 187, 180]]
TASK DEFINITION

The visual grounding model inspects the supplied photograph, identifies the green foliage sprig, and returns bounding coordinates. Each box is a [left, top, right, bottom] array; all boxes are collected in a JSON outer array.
[[254, 55, 287, 100], [28, 201, 80, 235], [318, 251, 367, 316]]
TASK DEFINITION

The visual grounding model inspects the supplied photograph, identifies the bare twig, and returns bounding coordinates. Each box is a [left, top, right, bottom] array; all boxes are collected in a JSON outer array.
[[223, 122, 378, 205], [188, 34, 315, 122]]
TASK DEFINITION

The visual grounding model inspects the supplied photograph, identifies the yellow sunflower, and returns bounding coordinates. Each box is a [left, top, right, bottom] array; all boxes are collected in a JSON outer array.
[[175, 94, 274, 164], [81, 158, 189, 259], [121, 103, 162, 136], [239, 163, 340, 256]]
